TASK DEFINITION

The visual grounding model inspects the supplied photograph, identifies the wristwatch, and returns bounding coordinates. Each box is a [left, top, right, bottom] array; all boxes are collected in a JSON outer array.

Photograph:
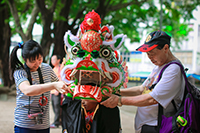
[[117, 96, 122, 107]]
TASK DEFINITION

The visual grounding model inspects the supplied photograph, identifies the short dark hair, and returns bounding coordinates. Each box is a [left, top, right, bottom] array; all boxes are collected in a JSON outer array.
[[51, 55, 62, 64], [156, 43, 170, 50], [55, 55, 61, 60]]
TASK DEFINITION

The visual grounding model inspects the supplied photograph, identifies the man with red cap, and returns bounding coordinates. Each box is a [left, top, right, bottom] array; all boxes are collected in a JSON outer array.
[[101, 31, 185, 133]]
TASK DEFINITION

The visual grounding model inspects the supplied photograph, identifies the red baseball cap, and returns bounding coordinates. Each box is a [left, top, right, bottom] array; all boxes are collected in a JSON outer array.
[[136, 31, 171, 52]]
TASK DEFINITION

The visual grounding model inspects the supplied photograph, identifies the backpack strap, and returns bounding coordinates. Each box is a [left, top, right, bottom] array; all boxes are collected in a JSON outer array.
[[157, 61, 188, 132], [157, 61, 189, 91]]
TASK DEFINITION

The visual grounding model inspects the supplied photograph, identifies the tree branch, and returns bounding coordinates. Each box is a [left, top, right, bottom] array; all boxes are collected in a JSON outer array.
[[7, 0, 27, 41], [50, 0, 58, 12], [21, 0, 30, 13], [59, 0, 73, 18], [70, 0, 92, 32], [70, 7, 86, 29], [36, 0, 48, 16], [25, 3, 40, 38]]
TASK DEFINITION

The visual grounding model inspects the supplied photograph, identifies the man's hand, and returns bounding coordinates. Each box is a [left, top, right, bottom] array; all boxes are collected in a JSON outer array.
[[100, 91, 119, 108]]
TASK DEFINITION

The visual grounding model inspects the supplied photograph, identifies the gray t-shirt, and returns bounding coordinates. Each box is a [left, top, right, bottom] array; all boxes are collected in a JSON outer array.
[[135, 61, 185, 133]]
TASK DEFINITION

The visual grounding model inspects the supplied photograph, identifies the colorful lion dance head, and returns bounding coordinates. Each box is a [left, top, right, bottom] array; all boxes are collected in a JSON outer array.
[[61, 10, 128, 102]]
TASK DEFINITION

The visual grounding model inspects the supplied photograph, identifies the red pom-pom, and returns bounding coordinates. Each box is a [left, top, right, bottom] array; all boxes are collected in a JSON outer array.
[[80, 10, 101, 33]]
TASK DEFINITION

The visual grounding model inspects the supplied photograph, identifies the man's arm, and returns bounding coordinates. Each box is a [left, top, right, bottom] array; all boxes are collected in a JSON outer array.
[[120, 85, 144, 96], [121, 93, 158, 107], [100, 92, 158, 108]]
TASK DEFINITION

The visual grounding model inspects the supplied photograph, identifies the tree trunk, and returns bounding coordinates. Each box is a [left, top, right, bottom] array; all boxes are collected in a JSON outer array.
[[36, 0, 55, 62], [39, 9, 54, 62], [40, 20, 53, 62], [53, 0, 78, 58], [0, 2, 13, 87], [53, 22, 67, 58]]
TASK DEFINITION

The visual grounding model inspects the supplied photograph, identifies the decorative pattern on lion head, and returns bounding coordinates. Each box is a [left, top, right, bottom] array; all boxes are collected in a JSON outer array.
[[61, 10, 128, 102]]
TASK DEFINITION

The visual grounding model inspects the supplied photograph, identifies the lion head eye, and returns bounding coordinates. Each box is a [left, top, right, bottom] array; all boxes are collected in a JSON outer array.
[[100, 48, 111, 58], [71, 46, 80, 55]]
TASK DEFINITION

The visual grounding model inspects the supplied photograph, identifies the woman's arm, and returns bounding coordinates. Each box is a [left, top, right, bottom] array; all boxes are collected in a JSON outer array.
[[18, 80, 70, 96]]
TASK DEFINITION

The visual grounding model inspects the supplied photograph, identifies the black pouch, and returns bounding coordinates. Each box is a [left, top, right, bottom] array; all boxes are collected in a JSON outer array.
[[141, 124, 157, 133]]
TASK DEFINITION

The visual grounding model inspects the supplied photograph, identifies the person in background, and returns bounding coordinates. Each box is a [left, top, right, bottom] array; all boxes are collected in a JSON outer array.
[[9, 39, 69, 133], [50, 55, 65, 128], [101, 31, 185, 133]]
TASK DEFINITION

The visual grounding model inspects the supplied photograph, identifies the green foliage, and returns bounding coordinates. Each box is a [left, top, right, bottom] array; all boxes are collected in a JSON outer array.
[[54, 0, 66, 21], [6, 0, 200, 52], [145, 0, 195, 50], [103, 5, 141, 43], [35, 12, 42, 24]]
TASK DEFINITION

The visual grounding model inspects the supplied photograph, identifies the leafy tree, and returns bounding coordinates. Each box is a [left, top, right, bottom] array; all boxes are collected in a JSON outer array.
[[144, 0, 199, 50], [7, 0, 200, 55], [1, 0, 200, 87], [6, 0, 153, 59]]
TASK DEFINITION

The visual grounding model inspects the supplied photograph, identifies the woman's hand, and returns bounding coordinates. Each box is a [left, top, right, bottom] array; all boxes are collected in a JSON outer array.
[[100, 91, 119, 108], [54, 81, 72, 94]]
